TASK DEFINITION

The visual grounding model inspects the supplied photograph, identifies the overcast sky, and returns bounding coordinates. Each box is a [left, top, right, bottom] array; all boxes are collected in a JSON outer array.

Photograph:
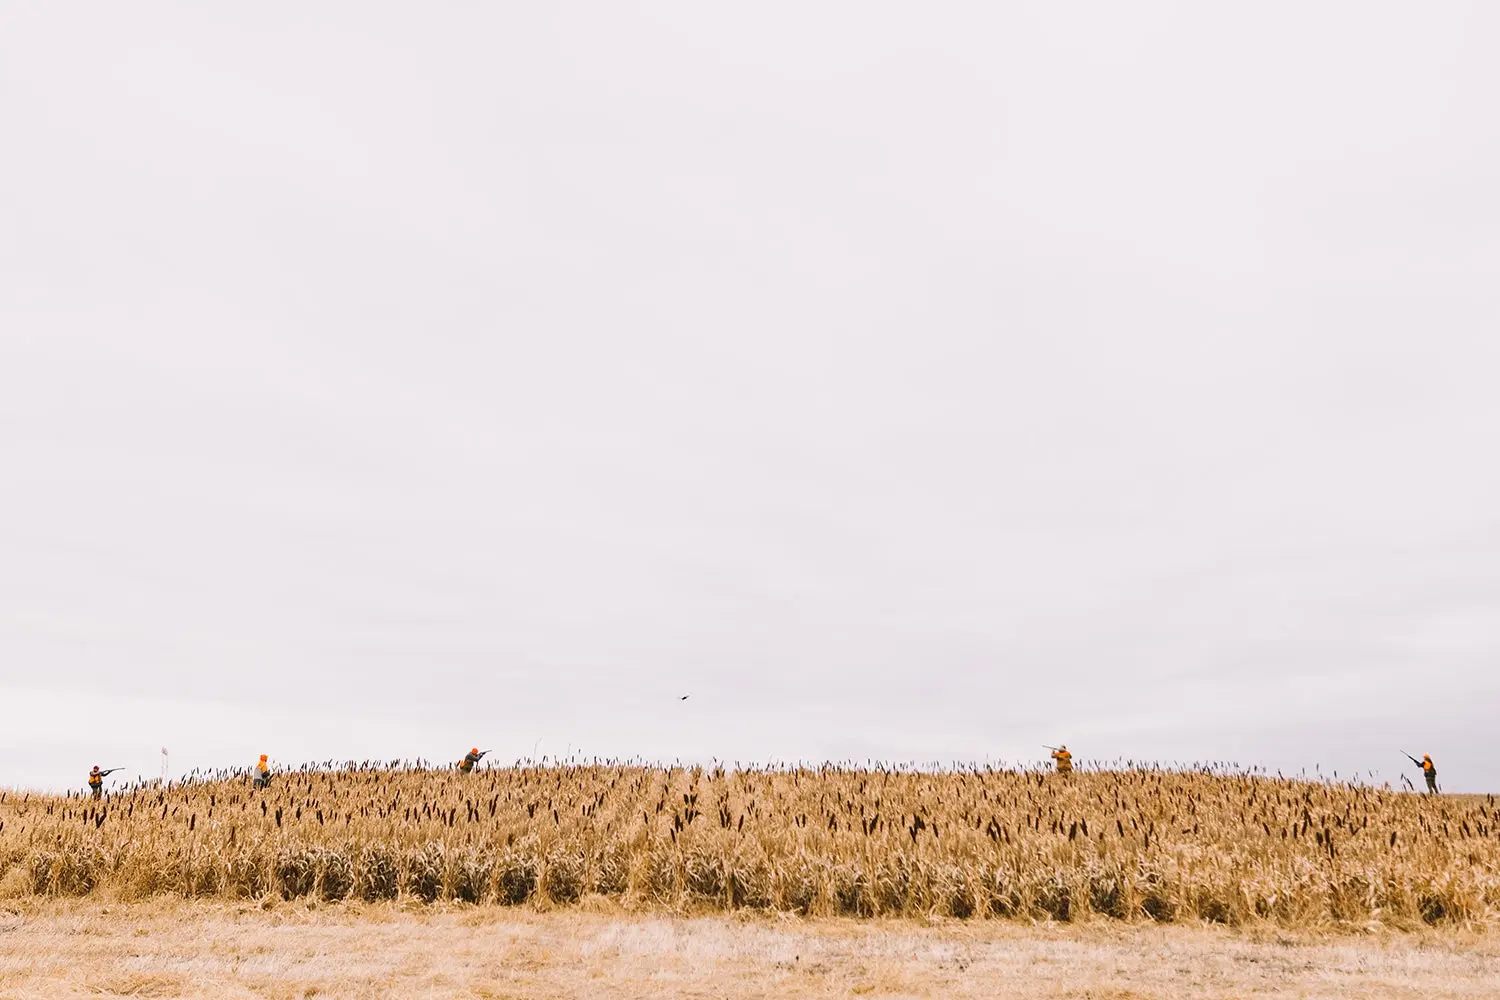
[[2, 4, 1496, 792]]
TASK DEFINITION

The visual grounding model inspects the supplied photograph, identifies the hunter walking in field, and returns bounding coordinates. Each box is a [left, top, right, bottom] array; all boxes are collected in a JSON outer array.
[[253, 754, 271, 789], [1050, 745, 1073, 774], [459, 748, 487, 774]]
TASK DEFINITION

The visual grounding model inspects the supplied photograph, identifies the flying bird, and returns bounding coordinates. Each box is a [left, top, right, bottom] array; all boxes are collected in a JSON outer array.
[[680, 695, 690, 701]]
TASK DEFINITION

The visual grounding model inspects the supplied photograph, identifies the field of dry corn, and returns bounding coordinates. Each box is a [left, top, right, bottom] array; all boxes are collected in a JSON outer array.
[[4, 763, 1496, 929]]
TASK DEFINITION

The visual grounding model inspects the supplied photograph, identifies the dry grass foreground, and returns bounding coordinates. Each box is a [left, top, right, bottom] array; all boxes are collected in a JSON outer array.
[[1, 899, 1498, 999], [4, 764, 1499, 928]]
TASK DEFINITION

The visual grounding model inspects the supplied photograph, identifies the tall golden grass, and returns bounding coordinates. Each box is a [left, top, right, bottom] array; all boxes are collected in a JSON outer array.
[[4, 762, 1496, 927]]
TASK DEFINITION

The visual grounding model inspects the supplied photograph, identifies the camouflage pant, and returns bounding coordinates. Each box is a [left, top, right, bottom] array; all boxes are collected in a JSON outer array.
[[1425, 772, 1438, 794], [89, 784, 102, 799]]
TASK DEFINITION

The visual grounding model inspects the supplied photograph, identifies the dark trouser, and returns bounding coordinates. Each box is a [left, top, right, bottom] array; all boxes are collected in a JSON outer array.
[[90, 785, 101, 799], [254, 774, 270, 789], [1425, 773, 1438, 794]]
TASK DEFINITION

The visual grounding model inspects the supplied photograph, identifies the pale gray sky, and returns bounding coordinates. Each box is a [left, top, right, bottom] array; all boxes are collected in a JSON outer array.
[[2, 4, 1496, 791]]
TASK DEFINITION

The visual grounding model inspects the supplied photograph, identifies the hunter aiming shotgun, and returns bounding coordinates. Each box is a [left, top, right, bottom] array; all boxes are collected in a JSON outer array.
[[1401, 751, 1439, 794], [86, 766, 123, 798], [459, 748, 490, 774], [1047, 745, 1073, 774]]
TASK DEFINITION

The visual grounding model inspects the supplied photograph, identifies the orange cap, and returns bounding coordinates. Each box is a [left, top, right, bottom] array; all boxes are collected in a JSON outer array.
[[471, 747, 479, 754], [259, 754, 268, 761]]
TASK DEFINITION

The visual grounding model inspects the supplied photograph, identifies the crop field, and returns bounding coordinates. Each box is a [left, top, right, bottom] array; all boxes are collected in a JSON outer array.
[[4, 763, 1497, 929]]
